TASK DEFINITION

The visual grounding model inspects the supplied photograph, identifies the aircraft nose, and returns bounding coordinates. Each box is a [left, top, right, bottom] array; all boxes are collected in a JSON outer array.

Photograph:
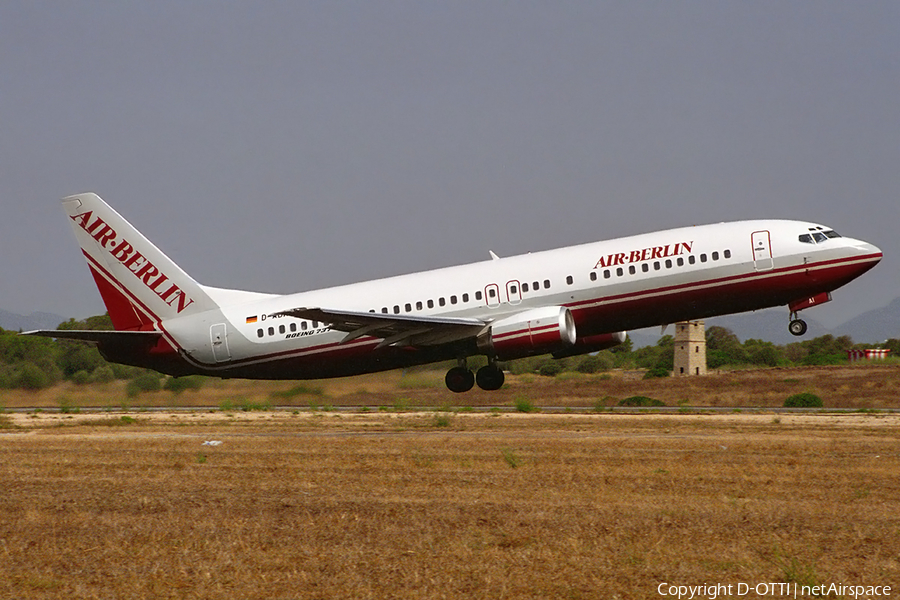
[[860, 241, 883, 258], [848, 238, 883, 262]]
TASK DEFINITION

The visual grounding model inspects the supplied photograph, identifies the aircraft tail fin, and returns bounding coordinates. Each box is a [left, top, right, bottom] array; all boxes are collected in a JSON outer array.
[[61, 193, 218, 330]]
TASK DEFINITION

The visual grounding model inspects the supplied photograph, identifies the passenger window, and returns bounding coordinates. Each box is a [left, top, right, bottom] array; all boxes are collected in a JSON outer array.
[[544, 279, 551, 288], [642, 263, 649, 273], [393, 305, 400, 314], [724, 249, 731, 259], [279, 325, 285, 334], [616, 267, 623, 277], [533, 281, 540, 290], [439, 297, 446, 306], [711, 252, 719, 261], [677, 257, 684, 267], [301, 322, 308, 331], [450, 295, 458, 305], [590, 272, 597, 281], [654, 262, 660, 271], [665, 259, 672, 268], [522, 283, 530, 292], [257, 329, 264, 338], [268, 327, 275, 336], [416, 301, 423, 310], [405, 303, 412, 312], [566, 275, 573, 285], [628, 266, 636, 275], [428, 300, 434, 308], [474, 292, 481, 302], [700, 254, 707, 263], [290, 323, 297, 332], [689, 256, 696, 265], [604, 270, 611, 279], [488, 289, 496, 298], [381, 307, 388, 314], [462, 293, 469, 302], [509, 286, 517, 295], [312, 321, 318, 328]]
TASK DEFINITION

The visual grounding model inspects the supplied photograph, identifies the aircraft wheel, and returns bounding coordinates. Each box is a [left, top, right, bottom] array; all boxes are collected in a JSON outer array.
[[788, 319, 808, 337], [445, 366, 475, 393], [476, 365, 505, 391]]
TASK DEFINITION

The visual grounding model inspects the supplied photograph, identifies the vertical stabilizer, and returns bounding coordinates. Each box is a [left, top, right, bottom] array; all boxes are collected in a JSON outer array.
[[62, 193, 218, 329]]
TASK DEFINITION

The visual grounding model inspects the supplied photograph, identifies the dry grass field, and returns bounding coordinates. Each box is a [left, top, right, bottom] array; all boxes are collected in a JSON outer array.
[[2, 363, 900, 412], [1, 407, 899, 599]]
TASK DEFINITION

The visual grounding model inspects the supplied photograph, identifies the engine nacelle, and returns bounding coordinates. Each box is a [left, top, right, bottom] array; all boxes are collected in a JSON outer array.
[[477, 306, 577, 361], [552, 331, 627, 359]]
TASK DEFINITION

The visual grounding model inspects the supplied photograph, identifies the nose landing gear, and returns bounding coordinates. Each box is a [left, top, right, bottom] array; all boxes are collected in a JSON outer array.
[[788, 319, 808, 336]]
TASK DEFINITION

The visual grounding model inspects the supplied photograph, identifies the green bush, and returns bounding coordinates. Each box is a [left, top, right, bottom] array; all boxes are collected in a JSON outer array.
[[514, 398, 539, 413], [163, 376, 205, 394], [784, 392, 823, 408], [13, 363, 57, 390], [618, 396, 665, 407], [126, 372, 162, 397], [575, 352, 614, 374], [89, 366, 115, 384], [642, 367, 671, 379], [538, 362, 564, 377], [70, 370, 91, 386]]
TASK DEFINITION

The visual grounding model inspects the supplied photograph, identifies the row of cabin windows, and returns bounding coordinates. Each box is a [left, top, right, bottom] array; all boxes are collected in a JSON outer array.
[[257, 320, 320, 338], [588, 249, 732, 281], [257, 252, 729, 338], [372, 279, 558, 315]]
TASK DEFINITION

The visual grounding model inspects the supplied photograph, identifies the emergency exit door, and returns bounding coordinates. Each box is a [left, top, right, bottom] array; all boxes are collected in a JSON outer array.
[[210, 323, 231, 362]]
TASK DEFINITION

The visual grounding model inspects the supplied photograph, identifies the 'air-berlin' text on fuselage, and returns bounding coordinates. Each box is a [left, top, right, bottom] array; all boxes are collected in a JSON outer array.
[[593, 241, 694, 269], [70, 211, 194, 313]]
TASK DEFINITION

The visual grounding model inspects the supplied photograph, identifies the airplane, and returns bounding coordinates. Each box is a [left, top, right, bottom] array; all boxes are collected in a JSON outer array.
[[24, 193, 882, 393]]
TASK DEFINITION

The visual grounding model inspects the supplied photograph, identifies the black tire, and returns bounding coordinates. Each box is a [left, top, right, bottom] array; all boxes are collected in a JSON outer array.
[[788, 319, 808, 336], [475, 365, 505, 391], [445, 366, 475, 393]]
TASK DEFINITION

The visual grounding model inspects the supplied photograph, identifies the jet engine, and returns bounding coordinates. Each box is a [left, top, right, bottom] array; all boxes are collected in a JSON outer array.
[[552, 331, 627, 359], [477, 306, 577, 361]]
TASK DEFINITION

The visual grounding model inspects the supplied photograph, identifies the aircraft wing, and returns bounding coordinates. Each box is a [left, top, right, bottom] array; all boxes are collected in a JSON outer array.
[[271, 307, 488, 348]]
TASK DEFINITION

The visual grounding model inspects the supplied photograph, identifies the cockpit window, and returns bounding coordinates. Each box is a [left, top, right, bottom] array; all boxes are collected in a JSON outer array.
[[799, 229, 841, 244]]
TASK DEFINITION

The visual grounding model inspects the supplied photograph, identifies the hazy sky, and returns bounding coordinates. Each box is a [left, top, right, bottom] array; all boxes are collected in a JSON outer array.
[[3, 2, 898, 328]]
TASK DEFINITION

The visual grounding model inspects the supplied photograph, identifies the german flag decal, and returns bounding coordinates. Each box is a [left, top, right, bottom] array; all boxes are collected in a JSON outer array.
[[246, 316, 258, 324]]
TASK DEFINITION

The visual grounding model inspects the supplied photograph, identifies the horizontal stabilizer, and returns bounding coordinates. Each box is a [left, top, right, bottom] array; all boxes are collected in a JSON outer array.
[[22, 329, 163, 344]]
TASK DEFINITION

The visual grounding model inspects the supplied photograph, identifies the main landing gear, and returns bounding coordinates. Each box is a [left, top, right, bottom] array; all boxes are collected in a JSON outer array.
[[445, 358, 505, 393]]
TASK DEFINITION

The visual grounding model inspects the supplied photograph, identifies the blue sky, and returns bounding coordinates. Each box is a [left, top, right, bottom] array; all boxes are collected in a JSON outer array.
[[2, 2, 898, 328]]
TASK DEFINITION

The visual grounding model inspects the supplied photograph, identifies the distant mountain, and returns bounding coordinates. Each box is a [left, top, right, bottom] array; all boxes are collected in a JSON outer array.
[[833, 297, 900, 343], [0, 310, 67, 332]]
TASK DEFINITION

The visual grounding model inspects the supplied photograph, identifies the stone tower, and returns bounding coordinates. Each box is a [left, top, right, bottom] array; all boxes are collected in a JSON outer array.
[[673, 320, 706, 376]]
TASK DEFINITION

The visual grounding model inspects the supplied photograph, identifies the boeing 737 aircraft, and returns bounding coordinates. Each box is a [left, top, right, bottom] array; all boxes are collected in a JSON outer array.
[[25, 193, 882, 392]]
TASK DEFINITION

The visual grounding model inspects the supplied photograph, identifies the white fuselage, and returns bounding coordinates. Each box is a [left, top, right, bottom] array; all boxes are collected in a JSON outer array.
[[155, 219, 880, 379]]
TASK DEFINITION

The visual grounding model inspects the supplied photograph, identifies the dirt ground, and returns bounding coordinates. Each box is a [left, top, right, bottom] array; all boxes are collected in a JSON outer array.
[[1, 410, 898, 599]]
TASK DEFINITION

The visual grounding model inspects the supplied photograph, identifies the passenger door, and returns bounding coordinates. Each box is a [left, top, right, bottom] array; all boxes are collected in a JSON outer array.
[[751, 231, 773, 271]]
